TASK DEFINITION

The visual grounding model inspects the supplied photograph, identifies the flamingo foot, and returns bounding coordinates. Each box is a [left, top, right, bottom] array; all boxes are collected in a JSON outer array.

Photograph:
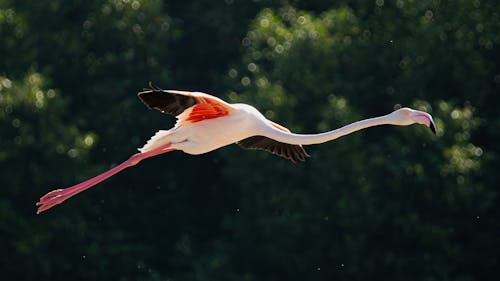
[[36, 189, 72, 214]]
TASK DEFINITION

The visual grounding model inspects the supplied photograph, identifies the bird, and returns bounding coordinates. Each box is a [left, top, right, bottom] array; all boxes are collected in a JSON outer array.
[[36, 82, 436, 214]]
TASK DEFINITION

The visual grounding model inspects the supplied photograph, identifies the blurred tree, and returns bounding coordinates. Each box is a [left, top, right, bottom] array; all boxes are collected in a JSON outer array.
[[1, 0, 499, 281], [208, 3, 497, 281], [0, 72, 96, 279]]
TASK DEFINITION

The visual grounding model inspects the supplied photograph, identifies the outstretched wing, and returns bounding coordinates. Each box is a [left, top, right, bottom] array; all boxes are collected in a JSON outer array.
[[137, 82, 235, 118], [237, 136, 309, 163], [237, 121, 309, 163]]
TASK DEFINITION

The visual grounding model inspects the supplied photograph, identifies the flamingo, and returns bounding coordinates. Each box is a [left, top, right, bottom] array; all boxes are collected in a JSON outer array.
[[36, 82, 436, 214]]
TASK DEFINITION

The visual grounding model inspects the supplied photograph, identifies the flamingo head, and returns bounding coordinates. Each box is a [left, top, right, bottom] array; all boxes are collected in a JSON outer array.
[[387, 107, 436, 134]]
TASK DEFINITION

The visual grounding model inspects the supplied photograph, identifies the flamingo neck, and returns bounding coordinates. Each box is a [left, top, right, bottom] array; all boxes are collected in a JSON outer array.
[[261, 115, 391, 145]]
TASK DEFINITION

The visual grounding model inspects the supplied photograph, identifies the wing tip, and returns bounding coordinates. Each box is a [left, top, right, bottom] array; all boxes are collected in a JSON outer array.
[[290, 149, 309, 163], [137, 81, 163, 95], [137, 82, 165, 110], [149, 81, 162, 91]]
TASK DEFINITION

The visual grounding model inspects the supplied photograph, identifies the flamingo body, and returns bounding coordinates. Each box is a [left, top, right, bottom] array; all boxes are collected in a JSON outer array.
[[36, 82, 436, 214], [140, 103, 266, 155]]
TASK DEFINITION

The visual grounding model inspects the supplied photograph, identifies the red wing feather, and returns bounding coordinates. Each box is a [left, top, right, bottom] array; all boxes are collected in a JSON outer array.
[[185, 103, 230, 123]]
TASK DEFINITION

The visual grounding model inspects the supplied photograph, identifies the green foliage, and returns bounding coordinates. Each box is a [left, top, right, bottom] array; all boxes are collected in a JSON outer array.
[[213, 2, 498, 281], [0, 72, 95, 278], [1, 1, 499, 281]]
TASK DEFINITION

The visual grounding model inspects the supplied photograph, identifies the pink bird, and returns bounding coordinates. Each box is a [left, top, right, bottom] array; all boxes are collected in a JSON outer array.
[[36, 82, 436, 214]]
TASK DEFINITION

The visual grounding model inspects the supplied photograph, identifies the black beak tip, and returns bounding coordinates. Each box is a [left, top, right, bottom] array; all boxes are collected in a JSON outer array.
[[429, 121, 436, 135]]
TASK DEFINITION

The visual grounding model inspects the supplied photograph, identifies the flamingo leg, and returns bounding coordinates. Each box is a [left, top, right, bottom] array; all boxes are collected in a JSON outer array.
[[36, 143, 175, 214]]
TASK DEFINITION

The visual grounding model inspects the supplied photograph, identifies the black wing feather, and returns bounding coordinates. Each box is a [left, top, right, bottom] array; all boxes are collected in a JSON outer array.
[[237, 136, 309, 163], [137, 82, 197, 116]]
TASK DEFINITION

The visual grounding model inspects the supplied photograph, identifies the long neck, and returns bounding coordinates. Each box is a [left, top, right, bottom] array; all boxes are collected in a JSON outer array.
[[261, 115, 391, 145]]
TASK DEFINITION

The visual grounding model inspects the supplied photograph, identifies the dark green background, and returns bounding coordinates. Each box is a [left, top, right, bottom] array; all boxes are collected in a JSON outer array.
[[1, 1, 499, 280]]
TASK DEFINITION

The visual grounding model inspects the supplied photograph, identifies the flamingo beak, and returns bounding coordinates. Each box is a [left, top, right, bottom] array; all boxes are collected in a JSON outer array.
[[429, 120, 436, 134], [411, 111, 436, 135]]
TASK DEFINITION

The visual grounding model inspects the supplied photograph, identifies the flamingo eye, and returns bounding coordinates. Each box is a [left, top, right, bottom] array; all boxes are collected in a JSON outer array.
[[403, 111, 410, 116]]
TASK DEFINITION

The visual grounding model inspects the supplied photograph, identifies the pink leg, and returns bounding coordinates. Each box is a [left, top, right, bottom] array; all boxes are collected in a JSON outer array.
[[36, 143, 175, 214]]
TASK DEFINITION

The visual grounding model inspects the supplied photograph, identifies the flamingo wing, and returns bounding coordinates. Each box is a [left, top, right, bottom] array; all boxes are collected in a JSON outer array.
[[237, 136, 309, 163], [137, 82, 235, 117], [238, 120, 308, 162]]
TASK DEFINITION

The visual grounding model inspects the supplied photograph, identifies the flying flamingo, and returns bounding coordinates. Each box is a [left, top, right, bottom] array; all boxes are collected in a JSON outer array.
[[36, 82, 436, 214]]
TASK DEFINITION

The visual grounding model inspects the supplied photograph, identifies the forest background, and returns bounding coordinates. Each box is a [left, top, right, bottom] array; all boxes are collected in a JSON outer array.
[[1, 0, 499, 280]]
